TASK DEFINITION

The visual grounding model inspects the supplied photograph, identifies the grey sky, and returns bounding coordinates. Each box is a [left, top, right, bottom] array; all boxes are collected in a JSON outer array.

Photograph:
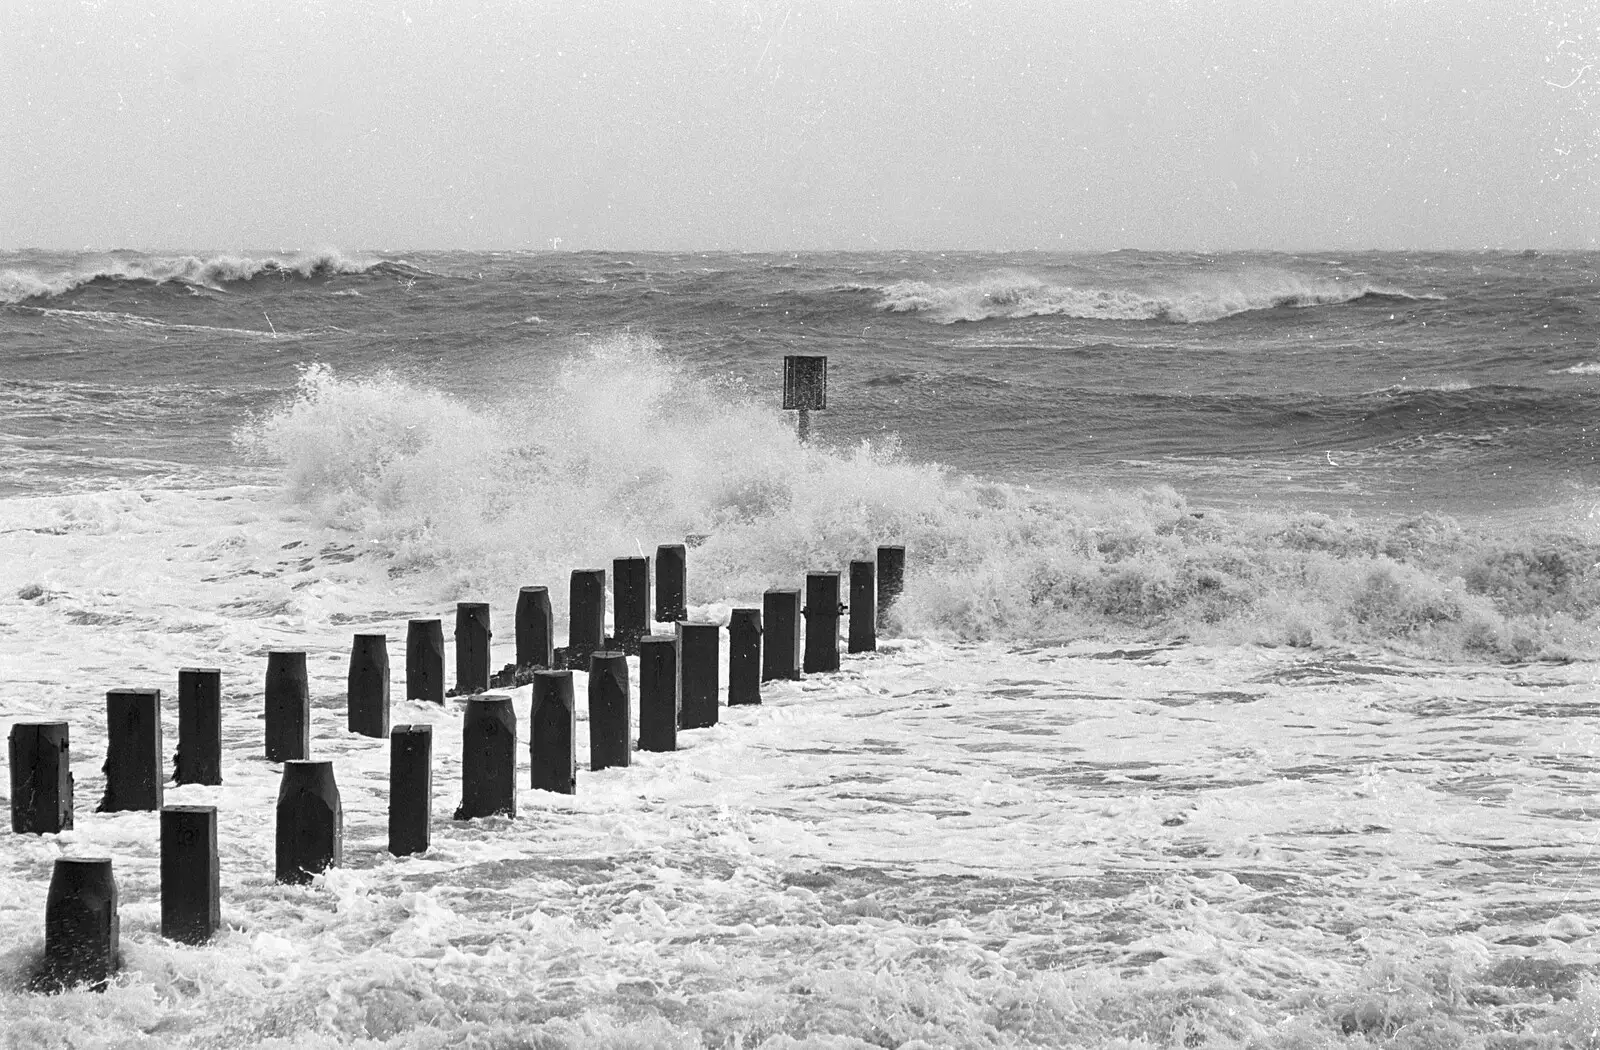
[[3, 0, 1595, 251]]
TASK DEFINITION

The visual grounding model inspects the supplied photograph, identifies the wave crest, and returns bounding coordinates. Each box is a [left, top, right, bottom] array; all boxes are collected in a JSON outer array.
[[0, 249, 392, 304], [875, 269, 1432, 324]]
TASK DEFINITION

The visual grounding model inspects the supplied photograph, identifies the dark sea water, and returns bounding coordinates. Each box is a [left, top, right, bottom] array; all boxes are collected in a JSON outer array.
[[5, 250, 1600, 1047]]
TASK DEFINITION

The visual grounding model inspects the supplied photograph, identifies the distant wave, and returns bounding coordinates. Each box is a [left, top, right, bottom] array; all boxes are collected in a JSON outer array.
[[870, 270, 1438, 324], [1552, 362, 1600, 375], [0, 250, 417, 305]]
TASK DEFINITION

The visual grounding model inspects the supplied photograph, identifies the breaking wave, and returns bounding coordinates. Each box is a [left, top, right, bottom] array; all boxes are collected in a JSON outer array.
[[874, 269, 1435, 324], [0, 249, 411, 304], [239, 335, 1600, 662]]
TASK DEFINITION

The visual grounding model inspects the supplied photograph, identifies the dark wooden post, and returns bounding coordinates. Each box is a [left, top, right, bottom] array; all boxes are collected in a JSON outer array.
[[677, 621, 719, 730], [264, 650, 310, 761], [389, 724, 431, 857], [160, 805, 219, 944], [803, 572, 843, 674], [762, 589, 802, 682], [848, 560, 877, 653], [10, 721, 73, 834], [876, 545, 905, 632], [515, 586, 554, 670], [99, 688, 162, 813], [530, 671, 576, 794], [454, 603, 492, 694], [655, 544, 687, 623], [40, 857, 117, 992], [174, 668, 221, 786], [637, 635, 677, 752], [456, 694, 517, 820], [783, 355, 828, 442], [563, 568, 606, 670], [612, 557, 651, 654], [347, 634, 390, 738], [275, 760, 342, 884], [588, 651, 631, 770], [728, 609, 762, 705], [406, 619, 445, 704]]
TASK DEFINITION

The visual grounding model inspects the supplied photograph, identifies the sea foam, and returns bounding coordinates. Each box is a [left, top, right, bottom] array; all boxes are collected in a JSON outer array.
[[239, 335, 1599, 661]]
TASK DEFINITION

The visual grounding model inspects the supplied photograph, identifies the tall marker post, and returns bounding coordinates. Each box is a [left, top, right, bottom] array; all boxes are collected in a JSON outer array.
[[783, 355, 828, 442]]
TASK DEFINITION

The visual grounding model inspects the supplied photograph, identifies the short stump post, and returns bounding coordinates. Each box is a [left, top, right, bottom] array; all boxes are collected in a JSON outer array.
[[728, 609, 763, 705], [564, 568, 606, 670], [877, 544, 905, 632], [655, 543, 687, 623], [803, 572, 843, 674], [100, 688, 162, 813], [275, 760, 342, 884], [174, 668, 222, 786], [530, 670, 576, 794], [612, 556, 651, 654], [677, 621, 720, 730], [265, 650, 310, 762], [160, 805, 219, 944], [638, 635, 678, 752], [588, 651, 631, 771], [347, 634, 391, 738], [848, 560, 877, 654], [9, 721, 73, 834], [406, 619, 446, 704], [456, 695, 517, 820], [762, 588, 802, 682], [515, 586, 554, 670], [389, 724, 432, 857], [40, 857, 118, 993], [454, 603, 492, 695]]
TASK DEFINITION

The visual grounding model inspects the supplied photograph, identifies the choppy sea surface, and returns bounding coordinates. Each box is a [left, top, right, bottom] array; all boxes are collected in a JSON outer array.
[[3, 248, 1600, 1047]]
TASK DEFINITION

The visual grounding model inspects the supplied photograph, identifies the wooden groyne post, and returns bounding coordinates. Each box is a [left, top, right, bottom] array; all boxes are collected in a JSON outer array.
[[762, 588, 802, 681], [389, 724, 431, 857], [515, 586, 554, 670], [456, 695, 516, 820], [637, 634, 678, 752], [99, 688, 162, 813], [588, 652, 631, 770], [877, 544, 905, 632], [802, 572, 843, 674], [564, 569, 606, 670], [160, 805, 219, 944], [612, 556, 651, 654], [174, 668, 222, 786], [530, 670, 576, 794], [265, 651, 310, 761], [728, 608, 762, 705], [347, 634, 390, 738], [276, 760, 342, 884], [39, 857, 118, 992], [10, 721, 73, 834], [655, 543, 687, 624], [454, 602, 492, 695], [677, 621, 720, 730], [848, 560, 877, 653], [783, 355, 828, 442], [406, 619, 445, 704]]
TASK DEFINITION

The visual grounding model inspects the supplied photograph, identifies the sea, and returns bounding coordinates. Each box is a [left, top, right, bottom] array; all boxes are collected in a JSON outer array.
[[2, 248, 1600, 1047]]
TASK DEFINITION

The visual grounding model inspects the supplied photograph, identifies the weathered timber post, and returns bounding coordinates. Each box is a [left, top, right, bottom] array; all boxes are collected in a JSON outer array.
[[728, 609, 763, 705], [655, 543, 687, 624], [454, 603, 492, 695], [637, 635, 678, 752], [564, 569, 606, 670], [347, 634, 390, 738], [276, 760, 342, 884], [389, 724, 431, 857], [803, 572, 844, 674], [174, 668, 221, 786], [588, 651, 631, 771], [848, 560, 877, 654], [406, 619, 445, 704], [100, 688, 162, 812], [264, 650, 310, 761], [40, 857, 118, 992], [456, 694, 517, 820], [783, 354, 828, 442], [160, 805, 219, 944], [530, 670, 576, 794], [762, 588, 802, 682], [612, 557, 651, 654], [10, 721, 73, 834], [677, 621, 720, 730], [515, 586, 554, 670], [876, 545, 905, 633]]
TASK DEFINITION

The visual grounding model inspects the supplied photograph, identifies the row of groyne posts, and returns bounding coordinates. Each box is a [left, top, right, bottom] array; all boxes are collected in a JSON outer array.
[[8, 541, 905, 993]]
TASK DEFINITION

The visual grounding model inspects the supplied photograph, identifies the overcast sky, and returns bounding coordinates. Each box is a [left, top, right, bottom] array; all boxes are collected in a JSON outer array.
[[2, 0, 1596, 251]]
